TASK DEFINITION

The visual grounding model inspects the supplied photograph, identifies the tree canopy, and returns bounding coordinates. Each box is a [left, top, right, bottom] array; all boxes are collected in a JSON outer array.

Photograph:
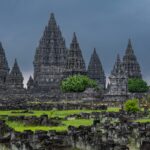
[[128, 78, 149, 93], [61, 75, 97, 93]]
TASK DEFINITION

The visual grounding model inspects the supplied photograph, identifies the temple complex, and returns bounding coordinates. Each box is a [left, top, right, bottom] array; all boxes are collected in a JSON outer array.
[[105, 39, 142, 101], [0, 13, 143, 100]]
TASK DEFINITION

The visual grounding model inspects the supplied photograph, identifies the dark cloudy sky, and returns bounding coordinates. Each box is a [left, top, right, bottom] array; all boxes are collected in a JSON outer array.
[[0, 0, 150, 86]]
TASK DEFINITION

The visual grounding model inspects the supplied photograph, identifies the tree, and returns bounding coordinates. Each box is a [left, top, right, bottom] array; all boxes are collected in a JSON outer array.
[[124, 99, 140, 113], [128, 78, 149, 93], [61, 75, 97, 93]]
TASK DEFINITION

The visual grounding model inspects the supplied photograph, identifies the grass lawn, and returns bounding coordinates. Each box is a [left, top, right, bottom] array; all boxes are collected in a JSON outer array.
[[0, 108, 120, 132], [62, 119, 93, 127], [0, 110, 98, 118], [6, 119, 93, 132], [0, 107, 120, 118], [135, 118, 150, 123], [107, 107, 120, 112], [6, 121, 67, 132]]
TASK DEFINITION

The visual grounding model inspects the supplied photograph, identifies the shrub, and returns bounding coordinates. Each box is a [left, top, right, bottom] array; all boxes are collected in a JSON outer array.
[[61, 75, 97, 92], [124, 99, 140, 113], [128, 78, 149, 93]]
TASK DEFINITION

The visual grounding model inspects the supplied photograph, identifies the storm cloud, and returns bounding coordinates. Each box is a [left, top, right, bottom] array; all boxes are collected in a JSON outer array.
[[0, 0, 150, 85]]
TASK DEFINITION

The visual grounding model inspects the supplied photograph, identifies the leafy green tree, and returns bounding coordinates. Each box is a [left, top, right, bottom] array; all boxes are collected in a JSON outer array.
[[124, 99, 140, 113], [128, 78, 149, 93], [61, 75, 97, 92]]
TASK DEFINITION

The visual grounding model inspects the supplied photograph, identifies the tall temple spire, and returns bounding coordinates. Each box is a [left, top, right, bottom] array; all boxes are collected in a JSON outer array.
[[0, 42, 3, 51], [70, 32, 80, 49], [0, 42, 9, 90], [0, 42, 9, 71], [6, 59, 24, 89], [111, 54, 123, 75], [125, 39, 134, 55], [33, 13, 67, 91], [27, 76, 34, 91], [72, 32, 78, 43], [66, 32, 86, 75], [123, 39, 142, 78], [11, 58, 21, 74], [127, 39, 132, 49], [87, 48, 106, 89], [48, 13, 57, 28]]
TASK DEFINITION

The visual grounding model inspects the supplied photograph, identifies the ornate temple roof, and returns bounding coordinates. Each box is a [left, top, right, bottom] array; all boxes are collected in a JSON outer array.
[[87, 48, 106, 88], [33, 13, 67, 91], [27, 76, 34, 85], [111, 54, 123, 76], [27, 76, 34, 89], [6, 59, 24, 89], [123, 39, 142, 78], [9, 59, 23, 80], [34, 13, 66, 67], [0, 42, 9, 71], [66, 32, 86, 75]]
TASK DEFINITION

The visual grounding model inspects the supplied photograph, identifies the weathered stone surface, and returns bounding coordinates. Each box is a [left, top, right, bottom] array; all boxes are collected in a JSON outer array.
[[27, 76, 34, 91], [105, 54, 128, 101], [0, 42, 9, 91], [88, 48, 106, 89], [0, 110, 150, 150], [123, 39, 142, 79], [0, 14, 143, 101], [6, 59, 24, 90], [66, 32, 86, 76], [33, 13, 67, 92]]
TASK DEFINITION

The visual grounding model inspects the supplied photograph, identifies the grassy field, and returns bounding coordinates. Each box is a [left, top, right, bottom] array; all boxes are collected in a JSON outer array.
[[6, 119, 93, 132], [135, 118, 150, 123], [0, 107, 120, 118], [0, 110, 98, 118], [0, 108, 120, 132], [1, 107, 149, 132]]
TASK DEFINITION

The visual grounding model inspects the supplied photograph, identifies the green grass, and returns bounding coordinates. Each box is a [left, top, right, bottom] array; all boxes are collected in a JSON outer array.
[[135, 118, 150, 123], [6, 119, 93, 132], [0, 108, 120, 132], [6, 121, 67, 132], [107, 107, 120, 112], [0, 107, 120, 118], [62, 119, 93, 127], [0, 110, 98, 118]]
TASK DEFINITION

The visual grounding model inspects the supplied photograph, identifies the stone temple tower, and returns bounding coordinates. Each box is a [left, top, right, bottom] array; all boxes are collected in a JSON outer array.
[[87, 48, 106, 89], [106, 54, 128, 100], [66, 32, 86, 76], [33, 13, 67, 91], [6, 59, 24, 89], [27, 76, 34, 91], [0, 42, 9, 90], [123, 39, 142, 79]]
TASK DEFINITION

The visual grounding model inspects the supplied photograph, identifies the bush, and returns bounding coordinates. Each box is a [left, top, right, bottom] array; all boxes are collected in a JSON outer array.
[[128, 78, 149, 93], [124, 99, 140, 113], [61, 75, 97, 92]]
